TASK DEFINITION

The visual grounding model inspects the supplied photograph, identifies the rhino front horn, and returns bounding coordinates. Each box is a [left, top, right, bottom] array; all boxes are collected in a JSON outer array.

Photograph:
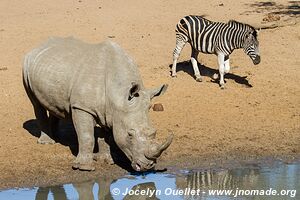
[[145, 133, 174, 159]]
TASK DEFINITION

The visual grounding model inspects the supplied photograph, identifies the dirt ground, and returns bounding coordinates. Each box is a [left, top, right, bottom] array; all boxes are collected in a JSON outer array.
[[0, 0, 299, 189]]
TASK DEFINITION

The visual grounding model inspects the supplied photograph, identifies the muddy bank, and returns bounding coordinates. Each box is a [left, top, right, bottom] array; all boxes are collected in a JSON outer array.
[[1, 154, 300, 190]]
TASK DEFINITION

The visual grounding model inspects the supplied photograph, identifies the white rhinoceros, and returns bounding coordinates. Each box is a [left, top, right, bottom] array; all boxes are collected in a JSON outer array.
[[23, 37, 173, 171]]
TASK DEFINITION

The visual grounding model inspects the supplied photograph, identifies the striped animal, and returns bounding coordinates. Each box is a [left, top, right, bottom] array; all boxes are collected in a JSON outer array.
[[171, 15, 260, 89]]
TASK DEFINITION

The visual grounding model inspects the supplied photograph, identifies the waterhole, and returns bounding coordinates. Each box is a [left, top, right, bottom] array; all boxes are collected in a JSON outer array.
[[1, 161, 299, 199]]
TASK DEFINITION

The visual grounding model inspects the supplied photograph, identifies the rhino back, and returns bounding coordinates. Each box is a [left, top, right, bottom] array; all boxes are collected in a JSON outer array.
[[23, 37, 107, 118]]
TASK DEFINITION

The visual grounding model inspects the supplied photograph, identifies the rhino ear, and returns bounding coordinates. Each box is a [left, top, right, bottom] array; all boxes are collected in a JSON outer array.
[[148, 84, 168, 100], [128, 82, 140, 101]]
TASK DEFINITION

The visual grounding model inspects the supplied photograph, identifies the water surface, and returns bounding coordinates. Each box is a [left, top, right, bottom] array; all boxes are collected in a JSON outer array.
[[0, 162, 299, 199]]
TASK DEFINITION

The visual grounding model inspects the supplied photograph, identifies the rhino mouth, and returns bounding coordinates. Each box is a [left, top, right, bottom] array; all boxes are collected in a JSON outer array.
[[132, 158, 155, 172]]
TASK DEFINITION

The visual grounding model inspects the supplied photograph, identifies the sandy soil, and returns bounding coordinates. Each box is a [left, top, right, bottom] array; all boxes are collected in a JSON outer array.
[[0, 0, 299, 189]]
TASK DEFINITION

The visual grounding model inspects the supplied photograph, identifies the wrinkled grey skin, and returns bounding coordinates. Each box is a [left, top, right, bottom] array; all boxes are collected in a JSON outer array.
[[23, 37, 173, 171]]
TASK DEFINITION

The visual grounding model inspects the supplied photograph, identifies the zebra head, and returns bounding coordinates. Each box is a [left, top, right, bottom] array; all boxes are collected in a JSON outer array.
[[243, 29, 260, 65]]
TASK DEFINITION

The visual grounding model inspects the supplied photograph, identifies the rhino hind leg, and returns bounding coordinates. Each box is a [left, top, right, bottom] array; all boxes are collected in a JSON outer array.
[[33, 104, 56, 144], [49, 113, 59, 137], [72, 108, 95, 171]]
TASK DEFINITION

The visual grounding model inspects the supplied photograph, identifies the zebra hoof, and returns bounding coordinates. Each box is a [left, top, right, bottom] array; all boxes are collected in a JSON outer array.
[[220, 85, 225, 89], [212, 73, 219, 80], [171, 74, 177, 78], [195, 77, 202, 82]]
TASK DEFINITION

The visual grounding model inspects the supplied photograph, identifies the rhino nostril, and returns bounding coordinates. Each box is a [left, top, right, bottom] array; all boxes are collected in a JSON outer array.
[[135, 163, 141, 171]]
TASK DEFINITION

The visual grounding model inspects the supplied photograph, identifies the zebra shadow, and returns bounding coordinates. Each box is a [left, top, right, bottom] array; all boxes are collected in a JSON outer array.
[[169, 61, 253, 88], [245, 1, 300, 17]]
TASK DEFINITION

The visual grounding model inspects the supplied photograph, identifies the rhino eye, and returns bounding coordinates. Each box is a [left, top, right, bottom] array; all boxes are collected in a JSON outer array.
[[128, 129, 136, 138]]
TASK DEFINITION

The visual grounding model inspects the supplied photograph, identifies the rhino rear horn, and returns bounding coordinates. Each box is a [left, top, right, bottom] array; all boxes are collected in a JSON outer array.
[[147, 84, 168, 99]]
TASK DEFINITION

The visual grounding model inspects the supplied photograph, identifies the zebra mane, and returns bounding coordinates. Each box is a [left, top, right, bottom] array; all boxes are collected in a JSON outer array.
[[227, 20, 257, 38]]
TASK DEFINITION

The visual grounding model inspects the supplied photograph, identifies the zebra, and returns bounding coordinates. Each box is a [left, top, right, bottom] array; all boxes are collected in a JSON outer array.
[[171, 15, 260, 89]]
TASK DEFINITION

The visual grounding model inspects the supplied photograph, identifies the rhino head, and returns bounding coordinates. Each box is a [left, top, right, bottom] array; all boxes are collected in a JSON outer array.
[[108, 83, 173, 171]]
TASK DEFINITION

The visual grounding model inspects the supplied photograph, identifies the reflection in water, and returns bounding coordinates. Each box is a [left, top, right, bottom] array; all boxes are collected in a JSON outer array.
[[123, 182, 158, 200], [35, 186, 68, 200], [0, 162, 299, 200], [176, 168, 261, 191]]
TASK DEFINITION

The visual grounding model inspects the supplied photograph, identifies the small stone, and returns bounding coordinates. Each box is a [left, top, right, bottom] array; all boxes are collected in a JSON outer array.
[[219, 3, 224, 6], [152, 103, 164, 111], [0, 66, 8, 71]]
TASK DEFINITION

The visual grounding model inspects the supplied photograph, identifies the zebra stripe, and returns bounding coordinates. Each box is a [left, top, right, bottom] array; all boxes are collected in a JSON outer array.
[[171, 15, 260, 88], [175, 15, 259, 55]]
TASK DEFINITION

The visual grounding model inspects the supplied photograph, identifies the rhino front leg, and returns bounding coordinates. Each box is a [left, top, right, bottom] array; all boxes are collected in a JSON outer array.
[[94, 137, 114, 165], [72, 108, 95, 171], [34, 104, 56, 144]]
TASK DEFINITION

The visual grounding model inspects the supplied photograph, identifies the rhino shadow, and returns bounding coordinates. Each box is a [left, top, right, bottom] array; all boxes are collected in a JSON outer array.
[[169, 61, 253, 88], [23, 119, 135, 172]]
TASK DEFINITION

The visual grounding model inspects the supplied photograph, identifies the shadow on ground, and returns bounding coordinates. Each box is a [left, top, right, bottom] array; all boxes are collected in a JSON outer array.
[[244, 1, 300, 17], [23, 119, 134, 172], [169, 61, 253, 88]]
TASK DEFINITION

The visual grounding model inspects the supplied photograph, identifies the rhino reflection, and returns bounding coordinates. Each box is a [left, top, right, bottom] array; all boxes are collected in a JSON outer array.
[[97, 177, 114, 200], [71, 178, 158, 200], [35, 185, 67, 200], [72, 178, 113, 200], [124, 182, 158, 200], [72, 181, 95, 200]]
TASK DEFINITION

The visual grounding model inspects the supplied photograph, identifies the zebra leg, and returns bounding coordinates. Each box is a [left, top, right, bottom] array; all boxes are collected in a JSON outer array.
[[191, 49, 202, 82], [172, 35, 187, 77], [224, 55, 230, 74], [217, 53, 226, 89]]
